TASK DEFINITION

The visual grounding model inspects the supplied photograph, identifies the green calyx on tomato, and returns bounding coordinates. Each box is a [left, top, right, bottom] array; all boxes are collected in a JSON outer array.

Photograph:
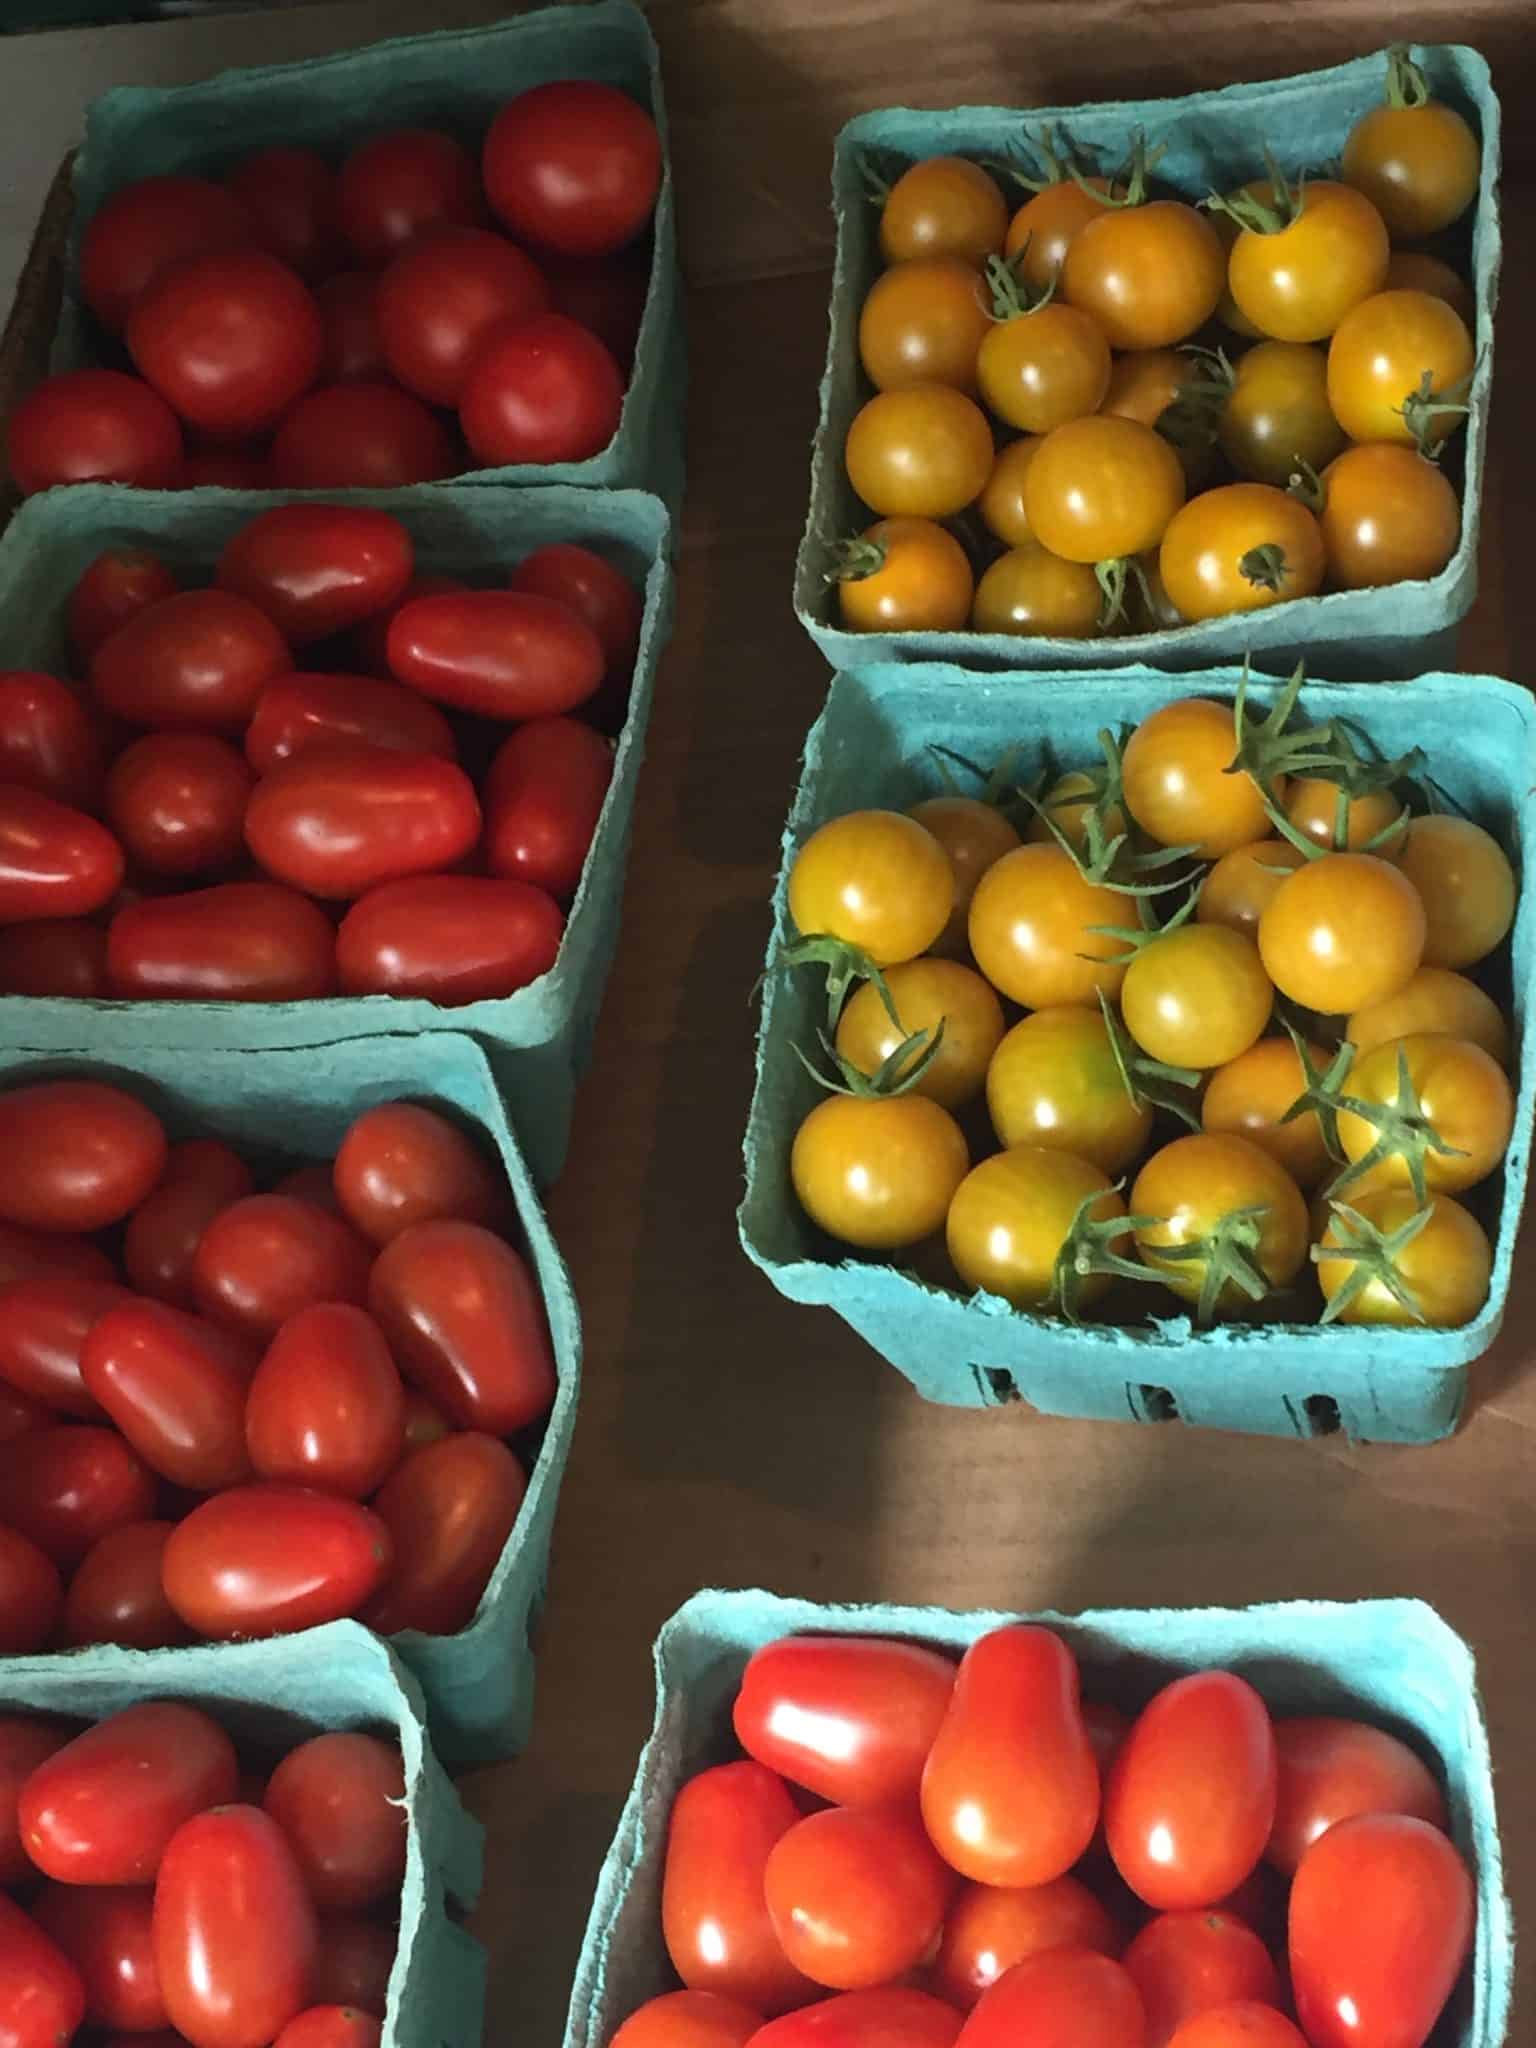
[[1259, 722, 1423, 862], [1228, 660, 1351, 809], [1096, 990, 1203, 1128], [1397, 365, 1474, 460], [778, 933, 902, 1037], [1023, 735, 1200, 893], [982, 250, 1054, 320], [1045, 1180, 1168, 1322], [1276, 1024, 1351, 1162], [1141, 1195, 1282, 1323], [987, 121, 1112, 197], [1383, 42, 1435, 111], [1204, 148, 1312, 234], [795, 1018, 949, 1102], [1310, 1041, 1471, 1205], [1067, 130, 1163, 210], [1310, 1195, 1438, 1323]]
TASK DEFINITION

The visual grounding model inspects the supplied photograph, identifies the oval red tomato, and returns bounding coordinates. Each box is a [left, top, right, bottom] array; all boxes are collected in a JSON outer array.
[[162, 1484, 393, 1638], [245, 743, 481, 898], [108, 880, 338, 1001], [122, 1137, 255, 1305], [749, 1989, 964, 2048], [154, 1805, 318, 2048], [0, 670, 106, 809], [334, 1102, 510, 1244], [361, 1431, 525, 1636], [68, 550, 181, 664], [459, 312, 624, 465], [0, 919, 109, 998], [315, 273, 386, 381], [335, 127, 485, 266], [126, 249, 323, 438], [245, 1302, 405, 1499], [193, 1194, 371, 1338], [81, 1299, 253, 1491], [956, 1949, 1145, 2048], [0, 1424, 156, 1566], [1122, 1911, 1279, 2048], [508, 541, 644, 676], [386, 586, 603, 718], [246, 670, 455, 773], [106, 732, 254, 879], [262, 1732, 407, 1911], [0, 1081, 166, 1233], [0, 1274, 130, 1415], [226, 146, 340, 282], [764, 1804, 955, 1990], [0, 1523, 63, 1652], [482, 716, 612, 896], [349, 575, 468, 677], [376, 226, 549, 405], [482, 81, 662, 258], [0, 787, 124, 922], [934, 1876, 1122, 2012], [1268, 1716, 1448, 1875], [611, 1990, 764, 2048], [91, 588, 291, 732], [217, 506, 415, 646], [62, 1519, 189, 1650], [0, 1714, 74, 1883], [336, 874, 564, 1002], [80, 175, 254, 331], [274, 2008, 384, 2048], [21, 1700, 239, 1883], [34, 1884, 165, 2033], [6, 370, 183, 495], [270, 381, 459, 490], [0, 1893, 86, 2048]]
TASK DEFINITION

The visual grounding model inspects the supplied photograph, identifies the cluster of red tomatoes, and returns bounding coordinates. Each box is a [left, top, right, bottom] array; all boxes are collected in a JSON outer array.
[[2, 1700, 409, 2047], [6, 78, 661, 497], [0, 503, 643, 1005], [835, 47, 1477, 637], [613, 1625, 1474, 2048], [783, 674, 1516, 1328], [0, 1077, 554, 1653]]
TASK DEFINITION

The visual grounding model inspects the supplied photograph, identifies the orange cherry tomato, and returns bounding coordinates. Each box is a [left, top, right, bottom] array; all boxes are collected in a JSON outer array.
[[967, 843, 1132, 1007], [846, 386, 994, 519], [1318, 444, 1460, 589], [1335, 1032, 1512, 1196], [1158, 484, 1325, 622], [1005, 178, 1116, 288], [977, 436, 1043, 544], [977, 304, 1111, 434], [934, 1877, 1122, 2012], [1131, 1134, 1309, 1316], [1315, 1188, 1492, 1327], [1383, 250, 1473, 325], [1326, 289, 1473, 447], [1063, 201, 1225, 349], [1225, 182, 1388, 343], [971, 543, 1101, 637], [1257, 852, 1426, 1013], [1343, 79, 1480, 239], [1282, 777, 1404, 855], [1267, 1716, 1448, 1876], [1217, 342, 1345, 490], [1201, 1038, 1332, 1191], [835, 518, 974, 633], [1024, 416, 1186, 562], [1392, 813, 1515, 969], [859, 258, 992, 392], [1121, 926, 1273, 1070], [1122, 699, 1269, 857], [1346, 966, 1509, 1068], [986, 1007, 1153, 1175], [947, 1147, 1129, 1313], [908, 796, 1020, 952], [881, 159, 1008, 267], [764, 1805, 955, 1990], [788, 810, 954, 965], [1196, 841, 1307, 938]]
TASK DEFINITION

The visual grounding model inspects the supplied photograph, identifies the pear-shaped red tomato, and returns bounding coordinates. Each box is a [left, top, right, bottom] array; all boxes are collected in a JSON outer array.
[[763, 1805, 955, 1990], [1268, 1717, 1448, 1875], [955, 1948, 1146, 2048], [733, 1634, 955, 1807]]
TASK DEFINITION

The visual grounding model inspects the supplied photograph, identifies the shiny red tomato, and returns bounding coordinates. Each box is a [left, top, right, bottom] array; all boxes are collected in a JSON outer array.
[[733, 1634, 955, 1807], [91, 588, 290, 732], [387, 586, 603, 718], [0, 1715, 73, 1883], [0, 1379, 47, 1441], [274, 2008, 384, 2048], [376, 226, 549, 405], [108, 881, 338, 1001], [79, 174, 254, 330], [0, 1523, 62, 1652], [162, 1483, 392, 1638], [218, 506, 414, 647], [0, 1425, 155, 1567], [245, 1303, 405, 1499], [1122, 1912, 1279, 2048], [80, 1299, 253, 1490], [0, 671, 106, 808], [0, 1893, 85, 2048], [764, 1804, 955, 1990], [334, 1102, 510, 1245], [663, 1761, 818, 2014], [245, 743, 481, 898], [348, 574, 468, 677], [508, 541, 644, 677], [226, 146, 340, 282], [483, 81, 662, 257], [34, 1884, 164, 2032], [192, 1195, 371, 1338], [1165, 2005, 1306, 2048], [106, 733, 254, 879], [922, 1625, 1100, 1888], [0, 1226, 114, 1291], [0, 1274, 131, 1416], [934, 1876, 1122, 2011], [544, 247, 650, 369], [482, 716, 611, 896], [1289, 1814, 1473, 2048], [61, 1519, 188, 1650], [1106, 1676, 1277, 1910], [270, 381, 460, 490], [315, 273, 387, 381], [336, 874, 564, 1002], [263, 1733, 406, 1911], [308, 1917, 396, 2017], [0, 919, 109, 997], [362, 1430, 525, 1636], [246, 670, 455, 773], [750, 1990, 963, 2047], [154, 1805, 317, 2048], [127, 249, 322, 437], [68, 550, 181, 664], [335, 128, 485, 266], [1268, 1716, 1448, 1874], [955, 1948, 1145, 2048], [459, 312, 624, 465], [0, 1081, 166, 1233], [21, 1701, 238, 1883], [612, 1990, 764, 2048], [122, 1137, 254, 1305], [0, 787, 124, 922], [368, 1218, 555, 1432], [5, 370, 183, 495]]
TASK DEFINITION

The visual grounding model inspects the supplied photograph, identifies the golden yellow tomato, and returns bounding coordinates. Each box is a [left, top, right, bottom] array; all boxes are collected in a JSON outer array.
[[835, 517, 974, 633], [947, 1145, 1126, 1310], [881, 157, 1009, 267], [1121, 925, 1274, 1069], [835, 957, 1005, 1111], [788, 810, 954, 964], [1326, 289, 1473, 448], [1336, 1032, 1513, 1196], [1346, 966, 1510, 1069], [1315, 1189, 1491, 1327], [1258, 852, 1426, 1014], [846, 385, 994, 519], [978, 436, 1044, 545], [1122, 698, 1270, 857], [985, 1007, 1154, 1173], [1197, 839, 1308, 937], [1131, 1132, 1310, 1315], [1023, 416, 1186, 564], [1392, 814, 1516, 970], [1202, 1036, 1333, 1190], [1158, 483, 1325, 622], [971, 542, 1101, 638], [908, 795, 1021, 954], [793, 1093, 969, 1250], [968, 842, 1133, 1007]]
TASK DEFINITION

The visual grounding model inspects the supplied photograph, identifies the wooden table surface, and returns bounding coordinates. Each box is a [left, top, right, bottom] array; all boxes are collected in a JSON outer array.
[[0, 4, 1531, 2041]]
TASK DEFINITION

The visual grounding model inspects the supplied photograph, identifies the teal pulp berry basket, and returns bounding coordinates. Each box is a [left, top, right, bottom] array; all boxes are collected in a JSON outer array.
[[739, 663, 1536, 1444], [0, 1620, 486, 2048], [0, 480, 672, 1188], [794, 46, 1501, 680], [565, 1587, 1511, 2048], [0, 1031, 582, 1763], [59, 0, 684, 510]]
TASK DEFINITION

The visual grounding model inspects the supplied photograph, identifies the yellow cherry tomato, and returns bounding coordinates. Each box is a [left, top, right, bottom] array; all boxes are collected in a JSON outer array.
[[1315, 1189, 1491, 1327], [846, 385, 994, 519], [968, 842, 1133, 1008], [1062, 201, 1226, 350], [1347, 966, 1510, 1069], [1217, 341, 1346, 489], [1318, 444, 1460, 590], [1024, 416, 1187, 564], [835, 957, 1005, 1111], [1258, 851, 1426, 1014], [947, 1146, 1126, 1311], [834, 517, 974, 634], [1208, 183, 1271, 338], [1005, 178, 1116, 289], [1283, 777, 1405, 855], [880, 157, 1009, 267], [858, 256, 992, 392], [1202, 1036, 1333, 1190], [1226, 182, 1389, 343], [1158, 483, 1325, 622], [977, 303, 1112, 434], [1342, 67, 1481, 240], [1122, 698, 1270, 857], [978, 436, 1043, 544], [1383, 250, 1474, 327], [1026, 769, 1127, 853], [1131, 1132, 1309, 1313], [907, 795, 1021, 956], [986, 1007, 1154, 1173], [971, 542, 1101, 638], [1101, 349, 1192, 429], [1336, 1033, 1512, 1195], [1197, 839, 1308, 937], [1326, 289, 1473, 448], [1121, 925, 1274, 1069], [1393, 814, 1516, 970], [792, 1092, 969, 1250], [788, 810, 954, 964]]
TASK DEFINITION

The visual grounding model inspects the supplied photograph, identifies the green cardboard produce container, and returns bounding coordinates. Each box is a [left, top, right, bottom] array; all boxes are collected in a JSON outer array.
[[0, 480, 673, 1188], [795, 46, 1501, 680], [59, 0, 684, 509], [740, 663, 1536, 1444], [0, 1621, 485, 2048], [566, 1588, 1510, 2048], [0, 1031, 582, 1762]]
